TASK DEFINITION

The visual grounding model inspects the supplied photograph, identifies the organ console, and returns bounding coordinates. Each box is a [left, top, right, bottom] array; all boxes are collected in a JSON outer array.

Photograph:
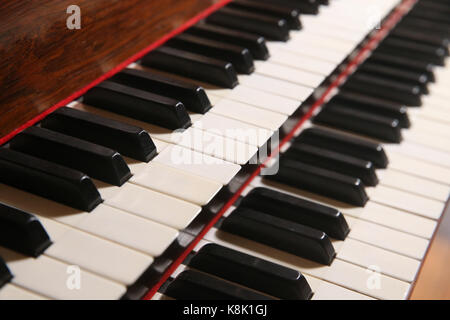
[[0, 0, 449, 300]]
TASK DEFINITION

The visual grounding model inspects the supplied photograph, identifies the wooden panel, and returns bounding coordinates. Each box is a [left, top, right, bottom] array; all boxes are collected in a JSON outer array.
[[0, 0, 225, 140], [410, 201, 450, 300]]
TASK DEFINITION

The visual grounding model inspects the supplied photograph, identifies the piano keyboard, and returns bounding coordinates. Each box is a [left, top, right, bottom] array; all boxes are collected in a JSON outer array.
[[0, 0, 449, 300]]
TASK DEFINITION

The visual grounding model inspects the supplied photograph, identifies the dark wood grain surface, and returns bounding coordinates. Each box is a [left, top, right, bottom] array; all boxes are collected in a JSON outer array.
[[0, 0, 223, 140]]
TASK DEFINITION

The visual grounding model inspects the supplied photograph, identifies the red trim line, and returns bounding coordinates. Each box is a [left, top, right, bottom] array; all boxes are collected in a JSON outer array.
[[142, 0, 417, 300], [0, 0, 232, 146]]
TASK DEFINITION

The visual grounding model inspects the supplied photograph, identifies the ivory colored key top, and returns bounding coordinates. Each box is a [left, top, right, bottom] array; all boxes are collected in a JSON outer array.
[[403, 130, 450, 153], [176, 128, 258, 164], [154, 145, 241, 185], [130, 162, 222, 206], [98, 182, 201, 230], [208, 85, 300, 115], [311, 279, 374, 300], [347, 217, 429, 260], [336, 238, 420, 283], [385, 142, 450, 169], [269, 49, 338, 76], [0, 183, 178, 257], [0, 284, 48, 300], [42, 218, 153, 285], [255, 61, 325, 88], [239, 73, 314, 100], [387, 151, 450, 186], [267, 41, 346, 64], [211, 98, 288, 131], [192, 113, 273, 147], [377, 169, 449, 202], [0, 247, 126, 300], [366, 185, 445, 220]]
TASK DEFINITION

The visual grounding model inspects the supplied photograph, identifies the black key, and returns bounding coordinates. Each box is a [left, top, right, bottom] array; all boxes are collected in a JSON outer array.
[[378, 37, 447, 66], [0, 203, 52, 257], [207, 7, 290, 41], [41, 107, 157, 162], [229, 0, 302, 30], [221, 206, 336, 265], [399, 16, 450, 36], [409, 6, 450, 25], [141, 46, 238, 88], [296, 127, 389, 168], [111, 68, 211, 114], [358, 61, 429, 94], [0, 149, 102, 212], [166, 34, 255, 74], [333, 90, 411, 128], [313, 104, 403, 143], [165, 270, 274, 300], [259, 0, 320, 15], [267, 158, 369, 206], [368, 52, 435, 82], [391, 26, 449, 50], [84, 80, 192, 130], [285, 143, 379, 186], [10, 127, 132, 186], [343, 73, 422, 106], [240, 187, 349, 240], [187, 23, 270, 60], [188, 243, 313, 300], [0, 257, 13, 289]]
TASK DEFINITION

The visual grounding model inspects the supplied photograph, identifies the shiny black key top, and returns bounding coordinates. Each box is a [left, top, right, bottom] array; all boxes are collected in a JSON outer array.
[[165, 270, 274, 300], [111, 68, 211, 114], [333, 90, 410, 128], [296, 127, 389, 168], [267, 158, 368, 206], [358, 62, 429, 94], [186, 23, 270, 60], [0, 257, 12, 289], [189, 243, 313, 300], [229, 0, 302, 30], [368, 52, 435, 82], [284, 143, 378, 186], [10, 127, 132, 186], [0, 149, 102, 212], [0, 203, 52, 257], [207, 7, 290, 41], [166, 34, 255, 74], [260, 0, 320, 15], [41, 107, 157, 162], [84, 80, 191, 130], [313, 104, 402, 143], [391, 26, 449, 50], [221, 207, 336, 265], [343, 73, 422, 106], [240, 187, 349, 239], [141, 46, 238, 88]]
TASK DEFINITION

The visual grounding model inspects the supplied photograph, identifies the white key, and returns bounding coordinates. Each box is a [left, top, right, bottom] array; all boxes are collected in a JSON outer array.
[[42, 218, 152, 285], [209, 85, 301, 115], [385, 142, 450, 169], [367, 185, 445, 220], [192, 112, 273, 147], [0, 247, 126, 300], [269, 49, 338, 76], [255, 61, 325, 88], [409, 117, 450, 139], [403, 130, 450, 153], [348, 217, 429, 260], [0, 183, 178, 257], [211, 98, 288, 131], [387, 151, 450, 186], [154, 144, 241, 185], [377, 169, 449, 202], [100, 182, 201, 230], [0, 284, 48, 300], [311, 279, 374, 300], [239, 73, 314, 100], [130, 162, 222, 206], [337, 238, 420, 282], [267, 41, 345, 64]]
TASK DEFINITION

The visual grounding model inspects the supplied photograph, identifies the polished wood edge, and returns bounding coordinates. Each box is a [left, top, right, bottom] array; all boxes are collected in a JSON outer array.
[[142, 0, 418, 300], [409, 199, 450, 300], [0, 0, 232, 144]]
